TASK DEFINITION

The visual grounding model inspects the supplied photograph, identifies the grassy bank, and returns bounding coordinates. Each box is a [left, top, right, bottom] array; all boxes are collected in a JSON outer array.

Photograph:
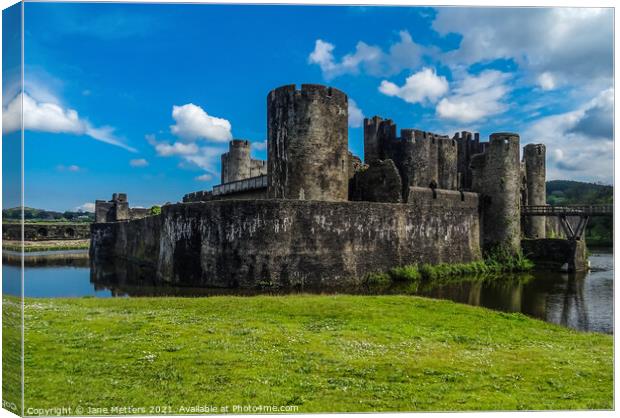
[[2, 298, 22, 415], [22, 295, 612, 412], [367, 253, 534, 286], [3, 239, 89, 252]]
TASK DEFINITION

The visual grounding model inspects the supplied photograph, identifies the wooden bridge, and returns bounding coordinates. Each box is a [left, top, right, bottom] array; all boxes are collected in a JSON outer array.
[[521, 204, 613, 240]]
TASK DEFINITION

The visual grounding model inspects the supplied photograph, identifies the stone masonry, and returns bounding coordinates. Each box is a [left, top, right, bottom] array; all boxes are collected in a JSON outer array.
[[267, 84, 349, 201]]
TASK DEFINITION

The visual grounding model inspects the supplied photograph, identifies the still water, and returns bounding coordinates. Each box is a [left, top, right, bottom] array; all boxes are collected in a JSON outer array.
[[2, 249, 614, 333]]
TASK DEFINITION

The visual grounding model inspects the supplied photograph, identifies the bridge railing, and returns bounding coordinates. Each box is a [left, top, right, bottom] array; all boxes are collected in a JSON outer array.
[[521, 204, 613, 216]]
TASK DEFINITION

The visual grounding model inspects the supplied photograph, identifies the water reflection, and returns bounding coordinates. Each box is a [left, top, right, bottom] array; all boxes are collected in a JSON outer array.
[[2, 249, 613, 333], [407, 264, 613, 334]]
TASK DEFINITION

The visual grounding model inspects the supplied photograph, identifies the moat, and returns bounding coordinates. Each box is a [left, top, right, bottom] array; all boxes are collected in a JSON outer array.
[[2, 249, 613, 334]]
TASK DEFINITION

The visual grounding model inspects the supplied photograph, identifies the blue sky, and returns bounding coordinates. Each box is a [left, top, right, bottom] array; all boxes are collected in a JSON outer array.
[[2, 2, 21, 210], [2, 3, 614, 211]]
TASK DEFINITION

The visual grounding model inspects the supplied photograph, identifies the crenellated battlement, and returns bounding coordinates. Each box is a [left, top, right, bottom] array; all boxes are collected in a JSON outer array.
[[229, 139, 250, 148], [269, 84, 348, 104], [490, 132, 520, 146], [362, 117, 458, 195]]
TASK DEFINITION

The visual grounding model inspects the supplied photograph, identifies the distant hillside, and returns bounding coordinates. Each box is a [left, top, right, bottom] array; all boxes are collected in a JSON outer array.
[[547, 180, 613, 205], [546, 180, 613, 246], [2, 207, 94, 223]]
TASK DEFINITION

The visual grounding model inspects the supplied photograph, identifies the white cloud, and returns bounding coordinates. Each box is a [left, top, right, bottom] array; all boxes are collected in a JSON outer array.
[[75, 202, 96, 213], [147, 134, 225, 173], [57, 164, 81, 172], [308, 31, 428, 79], [308, 39, 382, 79], [537, 72, 556, 91], [386, 31, 426, 73], [183, 146, 225, 172], [155, 141, 198, 156], [3, 93, 81, 134], [379, 67, 448, 104], [170, 103, 232, 142], [195, 173, 213, 182], [2, 92, 136, 152], [568, 87, 613, 139], [251, 140, 267, 151], [348, 99, 364, 128], [308, 40, 338, 76], [130, 158, 149, 167], [148, 102, 232, 174], [436, 70, 511, 123], [432, 8, 613, 89], [523, 87, 613, 183]]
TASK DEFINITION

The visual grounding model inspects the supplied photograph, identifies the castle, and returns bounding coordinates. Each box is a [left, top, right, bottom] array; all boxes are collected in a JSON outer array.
[[91, 84, 578, 290]]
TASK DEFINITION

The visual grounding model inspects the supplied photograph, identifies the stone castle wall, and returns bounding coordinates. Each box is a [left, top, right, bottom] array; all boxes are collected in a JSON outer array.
[[91, 193, 481, 289], [95, 193, 150, 223], [453, 131, 486, 190], [363, 117, 458, 201]]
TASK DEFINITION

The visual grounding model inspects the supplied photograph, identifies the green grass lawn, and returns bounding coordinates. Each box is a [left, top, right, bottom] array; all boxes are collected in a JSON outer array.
[[20, 295, 612, 413], [3, 239, 90, 252], [2, 297, 22, 415]]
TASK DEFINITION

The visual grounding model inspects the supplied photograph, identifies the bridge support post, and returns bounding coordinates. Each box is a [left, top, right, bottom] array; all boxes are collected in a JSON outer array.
[[559, 215, 589, 241]]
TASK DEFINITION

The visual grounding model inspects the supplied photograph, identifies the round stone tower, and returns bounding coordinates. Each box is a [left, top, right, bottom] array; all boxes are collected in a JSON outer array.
[[523, 143, 546, 238], [479, 133, 522, 254], [267, 84, 349, 201], [221, 139, 251, 184]]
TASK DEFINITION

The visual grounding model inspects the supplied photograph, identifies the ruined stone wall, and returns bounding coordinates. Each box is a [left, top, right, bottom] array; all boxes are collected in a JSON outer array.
[[471, 133, 522, 254], [438, 136, 458, 190], [129, 208, 150, 220], [95, 201, 115, 223], [454, 131, 486, 190], [348, 152, 364, 180], [95, 193, 149, 223], [363, 116, 397, 163], [349, 159, 403, 203], [91, 198, 481, 289], [363, 119, 459, 200], [267, 84, 349, 201], [523, 144, 546, 238], [249, 158, 267, 178], [3, 223, 90, 241]]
